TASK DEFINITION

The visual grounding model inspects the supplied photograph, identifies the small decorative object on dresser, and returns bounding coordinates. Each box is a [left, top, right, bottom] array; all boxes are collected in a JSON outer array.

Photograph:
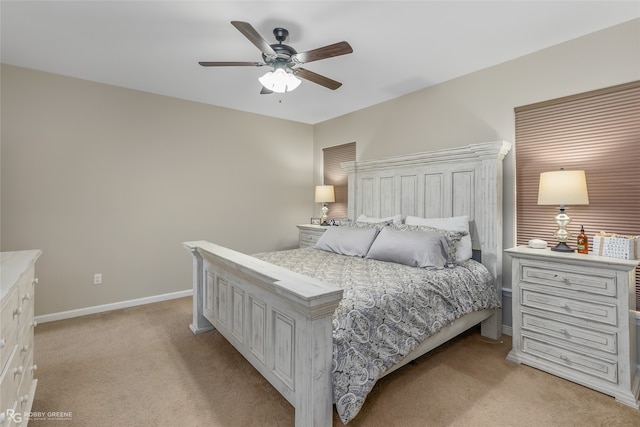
[[506, 246, 639, 409], [297, 224, 327, 248], [1, 250, 41, 425], [310, 218, 321, 226], [576, 225, 589, 254], [592, 232, 639, 260]]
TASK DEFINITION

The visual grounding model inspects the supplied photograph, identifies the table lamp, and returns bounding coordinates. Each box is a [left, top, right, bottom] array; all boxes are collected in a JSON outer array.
[[537, 169, 589, 252], [315, 185, 335, 226]]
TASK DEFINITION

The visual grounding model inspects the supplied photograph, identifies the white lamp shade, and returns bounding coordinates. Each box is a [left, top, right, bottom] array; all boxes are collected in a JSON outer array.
[[315, 185, 335, 203], [258, 68, 301, 93], [537, 170, 589, 206]]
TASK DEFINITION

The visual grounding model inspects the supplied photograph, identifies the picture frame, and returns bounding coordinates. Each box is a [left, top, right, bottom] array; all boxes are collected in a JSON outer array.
[[310, 218, 321, 225]]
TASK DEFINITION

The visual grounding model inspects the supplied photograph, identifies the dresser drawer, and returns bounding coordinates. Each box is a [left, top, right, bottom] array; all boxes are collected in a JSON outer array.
[[18, 271, 36, 316], [1, 345, 21, 416], [522, 336, 618, 384], [521, 264, 617, 298], [521, 289, 617, 326], [18, 293, 34, 339], [16, 350, 35, 413], [299, 231, 323, 247], [16, 330, 34, 370], [521, 312, 617, 355], [1, 286, 20, 370], [17, 266, 35, 301]]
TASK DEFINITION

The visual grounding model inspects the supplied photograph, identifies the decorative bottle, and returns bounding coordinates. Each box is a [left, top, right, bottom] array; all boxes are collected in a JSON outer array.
[[577, 225, 589, 254]]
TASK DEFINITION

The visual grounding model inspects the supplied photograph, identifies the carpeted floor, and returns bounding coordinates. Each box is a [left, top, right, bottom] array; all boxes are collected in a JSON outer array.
[[30, 297, 639, 426]]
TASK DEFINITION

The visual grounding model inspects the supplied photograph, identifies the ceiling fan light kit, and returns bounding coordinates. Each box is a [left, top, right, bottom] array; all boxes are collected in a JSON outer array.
[[199, 21, 352, 94], [259, 68, 301, 93]]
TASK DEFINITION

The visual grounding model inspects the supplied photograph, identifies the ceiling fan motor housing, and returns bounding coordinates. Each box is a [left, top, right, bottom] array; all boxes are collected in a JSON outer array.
[[264, 44, 297, 63], [263, 28, 297, 65]]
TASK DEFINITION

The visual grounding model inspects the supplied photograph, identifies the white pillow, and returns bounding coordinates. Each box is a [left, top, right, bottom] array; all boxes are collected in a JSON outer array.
[[314, 226, 379, 257], [405, 215, 472, 261], [356, 214, 402, 224], [365, 227, 447, 268]]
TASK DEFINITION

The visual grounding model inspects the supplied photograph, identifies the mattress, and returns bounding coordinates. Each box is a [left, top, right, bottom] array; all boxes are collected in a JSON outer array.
[[253, 247, 500, 423]]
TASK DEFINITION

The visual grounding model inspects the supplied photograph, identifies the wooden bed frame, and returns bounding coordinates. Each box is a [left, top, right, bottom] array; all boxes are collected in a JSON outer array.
[[184, 140, 512, 426]]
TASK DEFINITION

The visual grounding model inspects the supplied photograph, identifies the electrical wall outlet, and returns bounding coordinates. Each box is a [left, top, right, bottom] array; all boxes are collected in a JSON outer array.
[[93, 273, 102, 285]]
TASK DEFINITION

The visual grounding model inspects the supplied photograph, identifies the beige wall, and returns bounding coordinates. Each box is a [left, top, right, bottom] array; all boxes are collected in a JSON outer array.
[[1, 65, 314, 316], [2, 19, 639, 319], [313, 18, 640, 306]]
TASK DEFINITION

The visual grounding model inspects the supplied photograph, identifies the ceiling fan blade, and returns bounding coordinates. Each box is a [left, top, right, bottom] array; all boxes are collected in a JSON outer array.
[[231, 21, 277, 58], [295, 68, 342, 90], [260, 87, 274, 95], [293, 41, 353, 64], [199, 61, 264, 67]]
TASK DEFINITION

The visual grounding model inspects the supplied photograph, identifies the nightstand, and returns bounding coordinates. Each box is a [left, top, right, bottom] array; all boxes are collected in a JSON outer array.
[[296, 224, 327, 248], [505, 246, 639, 408]]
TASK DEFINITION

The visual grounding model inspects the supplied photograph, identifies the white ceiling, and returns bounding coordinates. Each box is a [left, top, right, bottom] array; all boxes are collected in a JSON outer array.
[[2, 1, 638, 124]]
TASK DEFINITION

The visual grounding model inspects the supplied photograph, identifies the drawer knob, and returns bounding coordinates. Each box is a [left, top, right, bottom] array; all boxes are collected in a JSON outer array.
[[31, 364, 38, 373], [22, 292, 31, 302], [560, 355, 568, 361], [32, 320, 38, 328], [559, 328, 568, 335], [14, 365, 24, 376], [13, 307, 23, 317], [20, 344, 30, 354], [19, 394, 29, 404], [33, 278, 39, 285]]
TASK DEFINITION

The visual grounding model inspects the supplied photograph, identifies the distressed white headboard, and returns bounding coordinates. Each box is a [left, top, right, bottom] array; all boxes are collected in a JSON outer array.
[[341, 140, 512, 300]]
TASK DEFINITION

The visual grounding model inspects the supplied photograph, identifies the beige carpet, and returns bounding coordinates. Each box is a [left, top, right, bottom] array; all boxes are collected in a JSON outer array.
[[31, 297, 639, 426]]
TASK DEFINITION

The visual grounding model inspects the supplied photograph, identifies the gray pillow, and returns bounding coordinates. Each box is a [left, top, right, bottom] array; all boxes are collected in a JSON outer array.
[[365, 227, 448, 268], [390, 223, 467, 266], [314, 226, 379, 257]]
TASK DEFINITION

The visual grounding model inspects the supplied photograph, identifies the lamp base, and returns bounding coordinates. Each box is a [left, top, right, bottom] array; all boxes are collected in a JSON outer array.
[[320, 204, 329, 226], [551, 242, 575, 252]]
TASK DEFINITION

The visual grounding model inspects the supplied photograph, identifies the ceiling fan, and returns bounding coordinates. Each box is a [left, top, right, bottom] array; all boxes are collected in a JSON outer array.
[[199, 21, 353, 94]]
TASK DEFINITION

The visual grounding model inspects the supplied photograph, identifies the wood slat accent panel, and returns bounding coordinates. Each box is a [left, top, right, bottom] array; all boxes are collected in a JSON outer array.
[[515, 81, 640, 308], [249, 297, 266, 363], [360, 178, 374, 217], [400, 175, 418, 218], [424, 174, 444, 218], [452, 171, 474, 218], [380, 176, 395, 217], [272, 310, 295, 390]]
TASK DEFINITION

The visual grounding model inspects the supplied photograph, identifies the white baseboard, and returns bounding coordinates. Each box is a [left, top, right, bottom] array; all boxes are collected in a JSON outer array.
[[502, 325, 513, 336], [35, 289, 193, 324]]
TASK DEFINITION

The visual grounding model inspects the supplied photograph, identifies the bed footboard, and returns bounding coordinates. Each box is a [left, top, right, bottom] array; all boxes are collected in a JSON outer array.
[[184, 241, 343, 427]]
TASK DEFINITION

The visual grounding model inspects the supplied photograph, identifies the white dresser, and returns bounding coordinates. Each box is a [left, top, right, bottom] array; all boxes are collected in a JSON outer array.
[[296, 224, 327, 248], [506, 246, 639, 408], [1, 250, 41, 426]]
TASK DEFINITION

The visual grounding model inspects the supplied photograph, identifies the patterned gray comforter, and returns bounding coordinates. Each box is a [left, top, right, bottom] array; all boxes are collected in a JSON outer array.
[[253, 247, 500, 424]]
